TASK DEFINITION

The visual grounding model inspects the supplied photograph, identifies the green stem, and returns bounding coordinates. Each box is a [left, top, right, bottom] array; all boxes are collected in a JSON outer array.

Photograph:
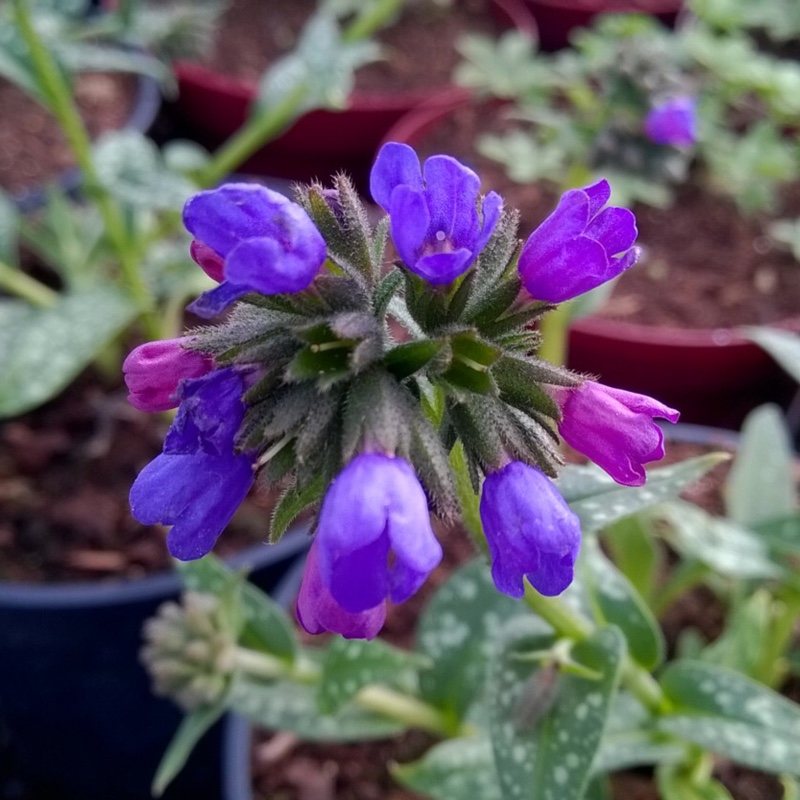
[[341, 0, 403, 43], [198, 84, 309, 188], [537, 302, 572, 366], [12, 0, 160, 340], [234, 647, 456, 737], [523, 582, 671, 715], [0, 260, 59, 307]]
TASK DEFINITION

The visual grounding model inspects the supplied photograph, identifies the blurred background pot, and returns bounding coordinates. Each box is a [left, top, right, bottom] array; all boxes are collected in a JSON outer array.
[[0, 530, 309, 800]]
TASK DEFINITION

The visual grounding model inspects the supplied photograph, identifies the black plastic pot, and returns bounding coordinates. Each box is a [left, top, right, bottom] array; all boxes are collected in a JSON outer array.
[[12, 68, 162, 213], [220, 557, 307, 800], [0, 529, 309, 800]]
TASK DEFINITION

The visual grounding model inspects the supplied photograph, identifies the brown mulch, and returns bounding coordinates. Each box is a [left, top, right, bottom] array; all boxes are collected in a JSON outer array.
[[0, 72, 137, 195], [199, 0, 509, 95]]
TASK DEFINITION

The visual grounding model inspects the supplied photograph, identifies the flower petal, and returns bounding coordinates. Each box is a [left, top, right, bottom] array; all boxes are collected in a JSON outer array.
[[370, 142, 423, 211], [389, 184, 431, 267], [413, 249, 474, 284], [423, 155, 480, 245]]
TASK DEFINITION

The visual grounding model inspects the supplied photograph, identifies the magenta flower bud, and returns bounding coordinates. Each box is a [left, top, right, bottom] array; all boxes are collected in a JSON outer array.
[[644, 95, 698, 147], [123, 338, 213, 412], [518, 180, 639, 303], [296, 541, 386, 640], [190, 239, 225, 283], [314, 453, 442, 615], [480, 462, 581, 598], [370, 142, 503, 285], [551, 381, 680, 487]]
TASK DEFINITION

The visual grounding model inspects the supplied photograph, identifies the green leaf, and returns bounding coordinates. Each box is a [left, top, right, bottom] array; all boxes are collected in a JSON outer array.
[[318, 637, 426, 714], [724, 404, 796, 527], [151, 702, 226, 796], [270, 475, 325, 544], [558, 454, 729, 534], [659, 661, 800, 775], [228, 675, 405, 741], [603, 515, 660, 603], [176, 554, 297, 661], [657, 764, 735, 800], [655, 500, 783, 580], [0, 285, 137, 418], [416, 559, 525, 722], [488, 620, 625, 800], [384, 339, 444, 380], [0, 188, 19, 265], [392, 737, 502, 800], [580, 538, 665, 670]]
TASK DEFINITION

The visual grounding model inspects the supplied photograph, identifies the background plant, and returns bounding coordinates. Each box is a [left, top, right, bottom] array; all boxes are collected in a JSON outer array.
[[0, 0, 401, 419], [455, 11, 800, 213]]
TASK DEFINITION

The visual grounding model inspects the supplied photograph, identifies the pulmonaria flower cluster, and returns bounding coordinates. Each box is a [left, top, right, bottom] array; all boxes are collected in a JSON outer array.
[[127, 144, 678, 639]]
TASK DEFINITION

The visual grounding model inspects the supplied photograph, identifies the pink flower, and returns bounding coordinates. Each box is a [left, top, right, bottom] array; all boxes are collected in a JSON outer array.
[[123, 338, 213, 412], [551, 381, 679, 487], [296, 541, 386, 640]]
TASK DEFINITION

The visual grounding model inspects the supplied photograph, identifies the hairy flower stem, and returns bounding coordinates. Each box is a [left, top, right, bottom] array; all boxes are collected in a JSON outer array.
[[537, 302, 571, 366], [523, 583, 671, 715], [0, 260, 58, 307], [12, 0, 161, 340], [233, 647, 459, 737]]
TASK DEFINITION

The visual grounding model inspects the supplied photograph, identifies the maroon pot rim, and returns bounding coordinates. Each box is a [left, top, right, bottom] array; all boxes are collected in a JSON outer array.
[[570, 314, 800, 351], [523, 0, 682, 12]]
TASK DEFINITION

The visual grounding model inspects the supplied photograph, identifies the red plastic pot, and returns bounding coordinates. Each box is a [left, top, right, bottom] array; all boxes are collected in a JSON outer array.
[[520, 0, 683, 50], [172, 0, 536, 189], [381, 93, 800, 430]]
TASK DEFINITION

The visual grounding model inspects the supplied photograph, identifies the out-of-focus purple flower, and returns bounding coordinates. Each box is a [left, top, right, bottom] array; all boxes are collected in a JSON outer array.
[[518, 180, 639, 303], [129, 368, 254, 560], [296, 540, 386, 639], [314, 453, 442, 616], [480, 462, 581, 598], [551, 380, 680, 487], [644, 96, 697, 147], [123, 338, 213, 413], [183, 184, 327, 318], [370, 142, 503, 285]]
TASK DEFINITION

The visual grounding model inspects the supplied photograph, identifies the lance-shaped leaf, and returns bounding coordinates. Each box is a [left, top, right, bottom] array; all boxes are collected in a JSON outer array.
[[658, 660, 800, 776], [384, 339, 445, 380], [488, 618, 625, 800]]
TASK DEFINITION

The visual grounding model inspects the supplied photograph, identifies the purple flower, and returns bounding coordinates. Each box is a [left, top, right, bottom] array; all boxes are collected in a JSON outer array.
[[123, 338, 213, 412], [370, 142, 503, 285], [518, 180, 639, 303], [551, 380, 680, 487], [644, 96, 697, 147], [314, 453, 442, 616], [296, 540, 386, 640], [183, 183, 327, 318], [129, 368, 254, 560], [190, 239, 224, 283], [480, 462, 581, 598]]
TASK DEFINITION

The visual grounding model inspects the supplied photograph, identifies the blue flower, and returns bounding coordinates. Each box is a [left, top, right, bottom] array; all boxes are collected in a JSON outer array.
[[480, 462, 581, 598], [644, 95, 697, 147], [370, 142, 503, 285], [518, 180, 639, 303], [183, 183, 327, 318], [129, 368, 254, 560], [314, 453, 442, 615]]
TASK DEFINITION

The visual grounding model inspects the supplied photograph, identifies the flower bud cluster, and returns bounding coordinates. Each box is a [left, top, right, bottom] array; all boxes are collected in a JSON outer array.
[[127, 142, 677, 639], [140, 592, 236, 709]]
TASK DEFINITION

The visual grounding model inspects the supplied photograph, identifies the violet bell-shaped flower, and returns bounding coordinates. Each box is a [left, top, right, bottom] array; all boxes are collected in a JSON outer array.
[[183, 183, 327, 318], [312, 453, 442, 620], [129, 368, 255, 560], [551, 380, 680, 487], [480, 462, 581, 598], [123, 338, 213, 412], [296, 540, 387, 640], [370, 142, 502, 285], [644, 95, 698, 147], [518, 179, 639, 303]]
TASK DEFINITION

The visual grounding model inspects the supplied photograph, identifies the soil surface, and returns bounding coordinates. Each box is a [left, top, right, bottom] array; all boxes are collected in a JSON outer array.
[[199, 0, 509, 94], [412, 100, 800, 330], [0, 370, 280, 583], [0, 72, 137, 195]]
